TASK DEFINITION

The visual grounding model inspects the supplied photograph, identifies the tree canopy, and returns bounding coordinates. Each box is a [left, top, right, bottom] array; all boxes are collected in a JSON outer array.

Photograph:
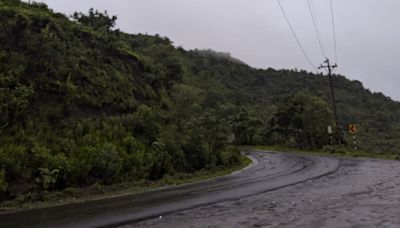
[[267, 90, 333, 149]]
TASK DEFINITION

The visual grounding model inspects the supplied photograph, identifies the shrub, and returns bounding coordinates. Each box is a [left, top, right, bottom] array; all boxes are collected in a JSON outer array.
[[218, 146, 241, 167], [122, 135, 145, 154], [50, 153, 71, 189], [90, 143, 123, 184], [121, 149, 147, 180], [35, 168, 58, 191], [28, 145, 71, 190], [69, 146, 97, 186], [30, 145, 53, 170], [0, 145, 30, 181], [0, 170, 7, 192], [147, 141, 173, 180], [182, 137, 207, 171]]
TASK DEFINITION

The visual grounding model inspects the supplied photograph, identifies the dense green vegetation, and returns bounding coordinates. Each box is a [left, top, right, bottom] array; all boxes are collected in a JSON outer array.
[[266, 90, 333, 149], [0, 1, 243, 203], [1, 0, 400, 204]]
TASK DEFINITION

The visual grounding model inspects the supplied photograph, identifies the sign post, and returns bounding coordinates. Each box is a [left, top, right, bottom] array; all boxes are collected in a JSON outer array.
[[327, 125, 333, 147], [348, 124, 358, 150]]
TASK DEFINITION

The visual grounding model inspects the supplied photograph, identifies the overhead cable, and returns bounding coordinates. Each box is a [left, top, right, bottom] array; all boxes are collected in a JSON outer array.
[[307, 0, 327, 58], [329, 0, 338, 64], [276, 0, 316, 69]]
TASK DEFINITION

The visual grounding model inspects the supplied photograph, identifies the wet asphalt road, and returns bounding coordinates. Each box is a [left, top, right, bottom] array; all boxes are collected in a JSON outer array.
[[0, 150, 340, 228], [131, 154, 400, 228]]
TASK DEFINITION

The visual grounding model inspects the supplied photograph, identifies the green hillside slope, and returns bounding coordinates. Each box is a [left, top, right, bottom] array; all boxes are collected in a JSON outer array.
[[184, 49, 400, 152]]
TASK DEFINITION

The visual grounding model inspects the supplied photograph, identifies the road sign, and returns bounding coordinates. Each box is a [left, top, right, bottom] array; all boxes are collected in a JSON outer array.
[[349, 124, 358, 134], [327, 125, 332, 134]]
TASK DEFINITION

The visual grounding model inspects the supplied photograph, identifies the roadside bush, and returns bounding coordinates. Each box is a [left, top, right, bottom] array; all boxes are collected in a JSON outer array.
[[90, 143, 123, 184], [29, 145, 71, 190], [49, 153, 71, 189], [0, 145, 30, 181], [35, 168, 58, 191], [158, 126, 187, 172], [121, 149, 148, 180], [122, 135, 145, 154], [30, 145, 53, 171], [69, 146, 96, 186], [147, 140, 173, 180], [0, 170, 7, 192], [218, 146, 241, 167], [182, 137, 207, 171]]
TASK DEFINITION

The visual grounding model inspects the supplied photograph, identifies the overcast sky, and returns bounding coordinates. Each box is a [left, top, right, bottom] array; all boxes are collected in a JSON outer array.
[[37, 0, 400, 101]]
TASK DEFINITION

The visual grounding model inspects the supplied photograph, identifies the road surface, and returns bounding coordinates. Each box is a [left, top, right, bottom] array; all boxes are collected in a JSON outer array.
[[2, 150, 399, 227], [129, 152, 400, 228]]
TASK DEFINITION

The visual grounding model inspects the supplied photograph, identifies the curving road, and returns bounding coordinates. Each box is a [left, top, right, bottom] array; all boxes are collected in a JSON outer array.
[[0, 150, 341, 228]]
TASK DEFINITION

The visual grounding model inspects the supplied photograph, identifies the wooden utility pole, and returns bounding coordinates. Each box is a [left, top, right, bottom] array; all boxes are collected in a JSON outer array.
[[319, 58, 341, 144]]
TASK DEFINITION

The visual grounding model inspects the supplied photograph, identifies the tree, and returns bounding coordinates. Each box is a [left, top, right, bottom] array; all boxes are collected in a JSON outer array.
[[72, 8, 117, 32], [231, 107, 263, 145], [267, 90, 333, 149]]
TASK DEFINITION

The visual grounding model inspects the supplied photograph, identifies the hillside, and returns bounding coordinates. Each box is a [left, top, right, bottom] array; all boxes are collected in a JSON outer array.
[[1, 0, 400, 203], [183, 50, 400, 152]]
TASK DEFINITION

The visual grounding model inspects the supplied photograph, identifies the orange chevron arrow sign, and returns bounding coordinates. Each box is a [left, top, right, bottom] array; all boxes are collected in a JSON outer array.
[[349, 124, 358, 135]]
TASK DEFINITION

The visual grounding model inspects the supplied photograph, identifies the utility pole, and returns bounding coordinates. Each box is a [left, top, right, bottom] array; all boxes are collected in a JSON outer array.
[[319, 58, 341, 144]]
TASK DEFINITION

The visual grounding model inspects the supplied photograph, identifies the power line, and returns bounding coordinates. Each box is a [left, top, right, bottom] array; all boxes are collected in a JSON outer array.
[[307, 0, 327, 58], [276, 0, 316, 69], [329, 0, 338, 64]]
